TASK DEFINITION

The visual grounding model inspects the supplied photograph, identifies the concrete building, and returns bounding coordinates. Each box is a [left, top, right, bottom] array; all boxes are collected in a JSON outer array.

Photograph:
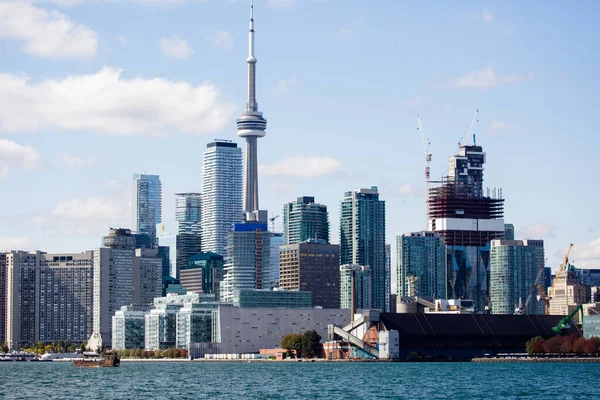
[[112, 305, 149, 350], [548, 265, 590, 320], [133, 248, 163, 306], [385, 244, 391, 312], [489, 240, 545, 315], [181, 252, 225, 296], [220, 222, 272, 302], [340, 187, 386, 311], [232, 289, 312, 308], [176, 302, 218, 351], [279, 241, 340, 308], [201, 140, 243, 256], [340, 265, 372, 310], [3, 251, 94, 349], [584, 315, 600, 339], [132, 174, 162, 240], [397, 232, 446, 300], [283, 196, 330, 245], [0, 253, 6, 346]]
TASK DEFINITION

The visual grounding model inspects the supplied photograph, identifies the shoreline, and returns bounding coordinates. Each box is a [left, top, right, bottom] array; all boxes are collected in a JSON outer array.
[[472, 357, 600, 363]]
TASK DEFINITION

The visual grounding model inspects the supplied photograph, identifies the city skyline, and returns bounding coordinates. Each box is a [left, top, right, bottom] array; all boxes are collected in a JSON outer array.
[[0, 1, 599, 277]]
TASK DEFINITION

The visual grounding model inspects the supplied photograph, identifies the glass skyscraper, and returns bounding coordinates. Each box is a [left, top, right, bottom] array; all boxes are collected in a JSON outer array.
[[132, 174, 162, 240], [283, 196, 330, 245], [397, 232, 446, 299], [176, 193, 202, 236], [340, 187, 386, 311], [201, 140, 243, 257]]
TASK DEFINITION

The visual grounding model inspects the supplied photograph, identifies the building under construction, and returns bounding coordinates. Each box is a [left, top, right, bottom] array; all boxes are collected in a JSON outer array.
[[427, 143, 505, 310]]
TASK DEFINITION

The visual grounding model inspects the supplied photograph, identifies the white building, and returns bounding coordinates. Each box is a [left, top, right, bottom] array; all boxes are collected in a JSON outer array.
[[112, 305, 149, 350], [201, 140, 243, 257]]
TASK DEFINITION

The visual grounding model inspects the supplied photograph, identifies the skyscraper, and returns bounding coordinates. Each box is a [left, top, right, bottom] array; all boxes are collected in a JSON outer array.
[[340, 265, 372, 310], [283, 196, 330, 245], [132, 174, 162, 240], [201, 140, 243, 256], [269, 232, 283, 288], [489, 239, 545, 315], [504, 223, 515, 240], [448, 144, 485, 198], [237, 0, 268, 223], [397, 232, 446, 299], [340, 187, 386, 310], [176, 193, 202, 236]]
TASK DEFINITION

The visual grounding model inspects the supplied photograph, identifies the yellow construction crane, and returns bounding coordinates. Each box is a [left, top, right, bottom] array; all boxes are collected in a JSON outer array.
[[416, 115, 431, 229], [538, 244, 574, 315]]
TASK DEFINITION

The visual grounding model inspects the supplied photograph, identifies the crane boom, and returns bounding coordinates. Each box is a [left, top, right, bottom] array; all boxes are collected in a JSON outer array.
[[466, 109, 479, 145], [416, 115, 432, 229]]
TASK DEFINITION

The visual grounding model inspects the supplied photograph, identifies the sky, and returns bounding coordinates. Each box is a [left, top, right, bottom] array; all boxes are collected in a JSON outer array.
[[0, 0, 599, 285]]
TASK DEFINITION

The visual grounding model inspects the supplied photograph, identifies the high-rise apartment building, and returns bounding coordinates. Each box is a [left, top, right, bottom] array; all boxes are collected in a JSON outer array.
[[397, 232, 446, 299], [489, 239, 545, 315], [112, 305, 149, 350], [219, 223, 272, 303], [428, 143, 504, 310], [132, 174, 162, 240], [133, 248, 163, 306], [175, 193, 202, 236], [4, 251, 94, 350], [340, 265, 372, 310], [340, 187, 386, 310], [279, 241, 340, 308], [283, 196, 329, 245], [385, 244, 391, 312], [201, 140, 243, 256], [0, 253, 6, 346]]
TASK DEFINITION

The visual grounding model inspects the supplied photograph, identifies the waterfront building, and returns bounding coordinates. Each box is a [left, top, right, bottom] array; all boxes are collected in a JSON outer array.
[[583, 315, 600, 339], [232, 289, 312, 308], [132, 174, 162, 240], [175, 302, 219, 351], [237, 0, 268, 224], [111, 305, 149, 350], [3, 251, 94, 350], [201, 140, 243, 256], [385, 244, 391, 312], [504, 224, 515, 240], [428, 143, 505, 310], [88, 228, 137, 350], [269, 233, 283, 288], [339, 265, 372, 310], [548, 263, 590, 320], [279, 241, 340, 308], [181, 252, 225, 296], [133, 248, 163, 306], [489, 240, 545, 315], [282, 196, 329, 245], [340, 187, 386, 310], [219, 222, 272, 302], [396, 232, 446, 299], [0, 253, 7, 346]]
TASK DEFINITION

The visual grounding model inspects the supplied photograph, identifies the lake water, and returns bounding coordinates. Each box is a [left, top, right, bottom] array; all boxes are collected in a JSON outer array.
[[0, 361, 598, 399]]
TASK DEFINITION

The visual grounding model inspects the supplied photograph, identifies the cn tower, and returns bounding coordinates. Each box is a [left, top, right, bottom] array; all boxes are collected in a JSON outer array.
[[237, 0, 267, 223]]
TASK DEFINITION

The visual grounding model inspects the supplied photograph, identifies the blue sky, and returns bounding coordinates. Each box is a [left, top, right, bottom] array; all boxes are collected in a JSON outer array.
[[0, 0, 598, 278]]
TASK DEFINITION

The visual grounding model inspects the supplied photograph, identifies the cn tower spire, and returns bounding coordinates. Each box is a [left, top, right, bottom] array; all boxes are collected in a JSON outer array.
[[237, 0, 267, 222]]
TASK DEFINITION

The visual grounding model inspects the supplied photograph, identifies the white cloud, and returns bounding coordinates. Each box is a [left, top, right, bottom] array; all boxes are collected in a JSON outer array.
[[52, 197, 127, 221], [391, 184, 416, 197], [0, 139, 41, 180], [406, 96, 421, 108], [269, 183, 293, 193], [0, 236, 31, 251], [455, 67, 518, 90], [104, 179, 120, 188], [260, 155, 341, 178], [213, 30, 233, 52], [0, 2, 98, 59], [572, 239, 600, 268], [273, 76, 296, 96], [488, 120, 517, 134], [116, 34, 128, 47], [518, 223, 556, 239], [336, 28, 352, 40], [267, 0, 295, 8], [60, 153, 96, 168], [482, 9, 494, 24], [159, 35, 194, 60], [0, 67, 234, 135]]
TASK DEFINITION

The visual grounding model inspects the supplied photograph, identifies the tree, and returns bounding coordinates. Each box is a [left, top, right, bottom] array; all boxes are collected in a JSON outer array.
[[572, 337, 586, 355], [526, 337, 544, 356], [583, 337, 600, 355], [543, 335, 562, 354], [1, 343, 8, 353], [302, 330, 322, 358], [281, 334, 303, 358], [134, 348, 143, 358]]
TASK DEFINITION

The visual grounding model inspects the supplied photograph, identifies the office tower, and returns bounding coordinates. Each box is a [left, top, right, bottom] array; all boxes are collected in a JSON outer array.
[[504, 224, 515, 240], [88, 228, 137, 350], [269, 233, 283, 288], [489, 240, 545, 315], [548, 263, 590, 318], [385, 244, 391, 312], [283, 196, 330, 245], [112, 305, 149, 350], [133, 248, 163, 306], [279, 241, 340, 308], [175, 193, 202, 235], [339, 265, 372, 310], [237, 0, 268, 223], [4, 251, 94, 350], [0, 253, 6, 346], [397, 232, 446, 299], [340, 187, 386, 310], [181, 252, 225, 296], [219, 222, 272, 302], [428, 143, 504, 310], [132, 174, 162, 240], [201, 140, 243, 256]]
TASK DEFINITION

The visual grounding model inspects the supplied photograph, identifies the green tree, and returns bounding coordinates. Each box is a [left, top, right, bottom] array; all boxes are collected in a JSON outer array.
[[1, 343, 9, 353], [281, 334, 303, 358], [302, 330, 322, 358], [134, 348, 143, 358], [526, 337, 544, 356]]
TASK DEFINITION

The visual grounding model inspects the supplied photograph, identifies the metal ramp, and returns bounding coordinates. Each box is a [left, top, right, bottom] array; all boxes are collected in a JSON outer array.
[[329, 325, 380, 359]]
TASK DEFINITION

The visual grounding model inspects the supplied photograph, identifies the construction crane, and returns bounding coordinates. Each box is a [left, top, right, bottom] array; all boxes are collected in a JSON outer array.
[[551, 304, 584, 334], [538, 244, 574, 315], [459, 109, 479, 147], [416, 115, 432, 228], [514, 262, 546, 315], [269, 215, 279, 232]]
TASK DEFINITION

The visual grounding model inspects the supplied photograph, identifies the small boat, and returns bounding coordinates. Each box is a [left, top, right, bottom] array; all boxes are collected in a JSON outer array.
[[73, 352, 120, 368]]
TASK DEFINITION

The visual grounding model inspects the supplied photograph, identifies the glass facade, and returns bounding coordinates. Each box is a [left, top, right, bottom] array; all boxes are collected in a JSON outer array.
[[397, 232, 446, 299], [339, 265, 372, 310], [132, 174, 162, 239], [283, 196, 330, 245], [232, 289, 312, 308], [112, 305, 149, 350]]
